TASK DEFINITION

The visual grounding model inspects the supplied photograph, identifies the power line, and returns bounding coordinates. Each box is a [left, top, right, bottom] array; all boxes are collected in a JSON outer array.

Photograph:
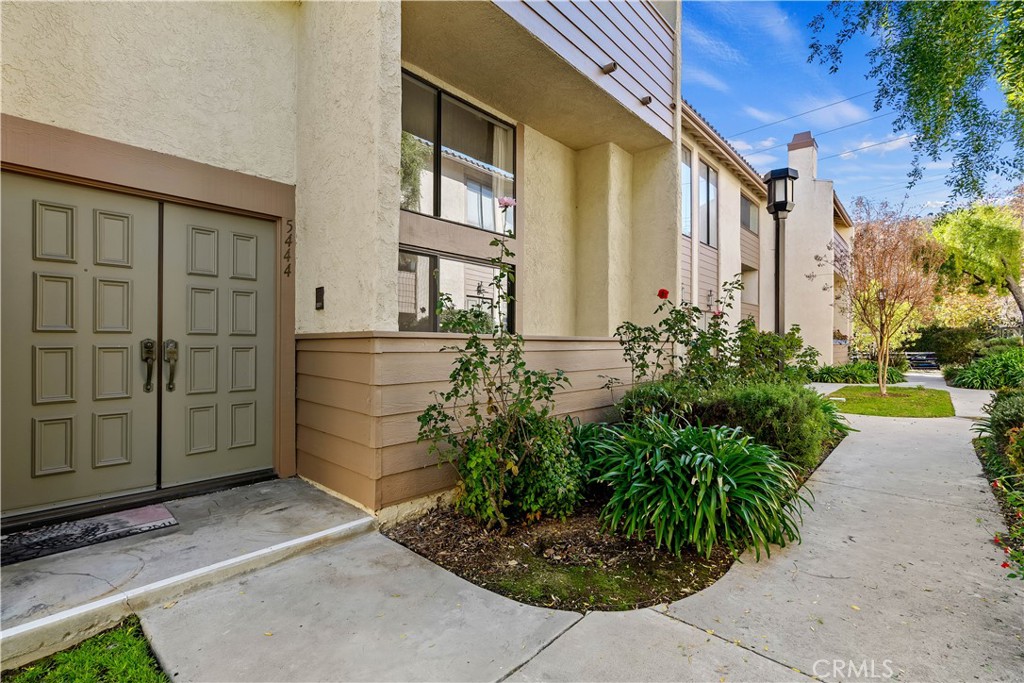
[[819, 134, 915, 160], [858, 175, 947, 195], [738, 111, 895, 155], [727, 90, 876, 137]]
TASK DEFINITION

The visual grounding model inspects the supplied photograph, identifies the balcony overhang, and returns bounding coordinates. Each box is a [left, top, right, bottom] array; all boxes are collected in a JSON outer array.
[[401, 1, 670, 153]]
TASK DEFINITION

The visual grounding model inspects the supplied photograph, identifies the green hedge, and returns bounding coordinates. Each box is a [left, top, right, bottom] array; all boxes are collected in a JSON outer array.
[[948, 348, 1024, 390], [809, 361, 906, 385], [685, 383, 848, 471]]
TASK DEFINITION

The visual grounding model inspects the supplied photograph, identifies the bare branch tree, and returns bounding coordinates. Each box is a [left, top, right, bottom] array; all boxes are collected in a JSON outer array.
[[850, 198, 944, 395]]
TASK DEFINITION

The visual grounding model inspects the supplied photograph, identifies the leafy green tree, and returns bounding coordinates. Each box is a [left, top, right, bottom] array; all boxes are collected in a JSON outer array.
[[933, 204, 1024, 322], [809, 1, 1024, 198]]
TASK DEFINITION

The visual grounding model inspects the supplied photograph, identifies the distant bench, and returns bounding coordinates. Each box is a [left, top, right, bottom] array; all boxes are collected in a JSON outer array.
[[904, 352, 939, 370]]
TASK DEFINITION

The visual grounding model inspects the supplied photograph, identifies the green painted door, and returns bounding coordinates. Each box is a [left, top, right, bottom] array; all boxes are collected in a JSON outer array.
[[2, 174, 277, 517], [159, 204, 276, 487], [1, 173, 160, 514]]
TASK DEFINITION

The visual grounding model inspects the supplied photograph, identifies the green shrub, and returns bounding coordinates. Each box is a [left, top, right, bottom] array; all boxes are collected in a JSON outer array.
[[686, 383, 835, 470], [809, 361, 905, 384], [418, 232, 577, 530], [617, 377, 697, 423], [950, 348, 1024, 389], [588, 417, 808, 559], [978, 336, 1024, 358], [975, 388, 1024, 476], [504, 413, 585, 520], [910, 325, 983, 365]]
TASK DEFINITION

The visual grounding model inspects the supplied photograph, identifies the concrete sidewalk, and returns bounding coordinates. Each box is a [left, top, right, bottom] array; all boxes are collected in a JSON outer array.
[[133, 379, 1020, 682]]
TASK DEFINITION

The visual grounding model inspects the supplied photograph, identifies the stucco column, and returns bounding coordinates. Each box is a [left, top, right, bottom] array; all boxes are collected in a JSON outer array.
[[576, 142, 633, 336], [295, 0, 402, 334], [630, 143, 681, 326]]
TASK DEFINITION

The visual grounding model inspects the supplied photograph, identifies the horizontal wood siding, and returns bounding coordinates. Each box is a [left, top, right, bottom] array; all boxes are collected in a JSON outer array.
[[740, 302, 759, 326], [496, 1, 675, 140], [680, 237, 691, 300], [697, 246, 719, 303], [740, 229, 759, 269], [296, 334, 630, 511]]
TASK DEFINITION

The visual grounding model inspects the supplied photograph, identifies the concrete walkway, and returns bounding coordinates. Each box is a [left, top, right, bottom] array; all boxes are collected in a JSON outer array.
[[137, 378, 1022, 683]]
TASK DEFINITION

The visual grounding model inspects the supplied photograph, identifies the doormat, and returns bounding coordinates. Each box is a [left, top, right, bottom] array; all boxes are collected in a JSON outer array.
[[1, 504, 177, 566]]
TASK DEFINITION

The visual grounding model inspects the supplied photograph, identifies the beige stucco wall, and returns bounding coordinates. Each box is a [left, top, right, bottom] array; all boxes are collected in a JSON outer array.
[[631, 143, 681, 325], [784, 143, 836, 363], [521, 126, 577, 336], [575, 142, 634, 336], [1, 1, 297, 184], [715, 171, 743, 327], [295, 0, 401, 334]]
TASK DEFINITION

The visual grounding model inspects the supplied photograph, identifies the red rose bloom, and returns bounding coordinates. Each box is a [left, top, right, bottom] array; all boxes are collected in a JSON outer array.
[[1002, 562, 1010, 569], [657, 288, 669, 300]]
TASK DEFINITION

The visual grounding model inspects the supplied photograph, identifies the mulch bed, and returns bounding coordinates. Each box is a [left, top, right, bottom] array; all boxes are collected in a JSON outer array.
[[383, 501, 734, 613]]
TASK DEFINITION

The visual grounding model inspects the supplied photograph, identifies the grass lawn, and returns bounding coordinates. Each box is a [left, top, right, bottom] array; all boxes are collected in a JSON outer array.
[[829, 385, 955, 418], [1, 616, 166, 683]]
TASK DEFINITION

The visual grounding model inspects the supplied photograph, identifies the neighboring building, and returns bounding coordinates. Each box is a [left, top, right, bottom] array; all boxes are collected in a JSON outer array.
[[783, 132, 855, 366], [0, 1, 850, 526]]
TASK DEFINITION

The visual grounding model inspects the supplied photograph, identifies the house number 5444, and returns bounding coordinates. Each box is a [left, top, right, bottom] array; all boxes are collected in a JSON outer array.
[[283, 219, 294, 277]]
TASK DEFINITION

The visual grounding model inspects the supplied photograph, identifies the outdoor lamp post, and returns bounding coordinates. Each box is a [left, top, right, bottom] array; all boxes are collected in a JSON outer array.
[[763, 167, 799, 335]]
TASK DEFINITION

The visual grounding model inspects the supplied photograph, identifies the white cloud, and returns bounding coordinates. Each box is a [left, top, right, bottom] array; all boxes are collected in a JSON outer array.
[[756, 136, 777, 149], [683, 67, 729, 93], [743, 106, 779, 124], [682, 23, 746, 65], [835, 134, 915, 160], [793, 97, 872, 129], [743, 152, 780, 169], [730, 139, 754, 152]]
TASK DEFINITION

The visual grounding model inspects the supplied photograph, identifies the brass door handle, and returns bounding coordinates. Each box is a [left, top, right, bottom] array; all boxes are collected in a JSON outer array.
[[163, 339, 179, 392], [141, 338, 157, 393]]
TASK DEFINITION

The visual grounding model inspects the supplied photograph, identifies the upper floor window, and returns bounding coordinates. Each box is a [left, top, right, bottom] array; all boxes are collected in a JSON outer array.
[[681, 148, 692, 238], [698, 161, 718, 247], [740, 194, 759, 235], [401, 72, 516, 235]]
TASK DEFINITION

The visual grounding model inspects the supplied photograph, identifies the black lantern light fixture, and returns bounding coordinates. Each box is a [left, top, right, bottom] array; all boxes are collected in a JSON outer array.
[[763, 167, 799, 335]]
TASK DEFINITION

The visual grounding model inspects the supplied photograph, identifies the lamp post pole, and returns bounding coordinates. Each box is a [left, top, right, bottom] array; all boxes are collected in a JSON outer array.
[[762, 167, 800, 337], [775, 215, 785, 335]]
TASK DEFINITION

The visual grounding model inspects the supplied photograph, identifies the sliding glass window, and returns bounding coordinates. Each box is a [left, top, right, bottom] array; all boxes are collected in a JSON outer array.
[[681, 148, 692, 237], [401, 72, 516, 235], [698, 161, 718, 247], [397, 250, 511, 332], [740, 194, 759, 234]]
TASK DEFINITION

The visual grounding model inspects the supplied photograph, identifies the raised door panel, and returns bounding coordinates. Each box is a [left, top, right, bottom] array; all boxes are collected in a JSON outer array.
[[1, 173, 159, 515], [160, 204, 275, 487]]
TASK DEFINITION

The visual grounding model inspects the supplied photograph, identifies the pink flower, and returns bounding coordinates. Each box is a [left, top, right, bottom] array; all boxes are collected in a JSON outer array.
[[712, 309, 723, 318], [498, 197, 517, 209]]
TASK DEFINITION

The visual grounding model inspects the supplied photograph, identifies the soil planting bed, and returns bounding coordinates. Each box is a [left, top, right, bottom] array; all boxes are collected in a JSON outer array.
[[383, 501, 734, 613]]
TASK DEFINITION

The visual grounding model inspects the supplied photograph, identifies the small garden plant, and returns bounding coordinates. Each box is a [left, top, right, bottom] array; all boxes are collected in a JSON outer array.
[[417, 199, 583, 531], [584, 417, 809, 560]]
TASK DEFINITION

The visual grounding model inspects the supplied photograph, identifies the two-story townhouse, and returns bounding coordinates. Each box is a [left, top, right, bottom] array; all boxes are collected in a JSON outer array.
[[680, 100, 776, 331], [0, 0, 684, 525]]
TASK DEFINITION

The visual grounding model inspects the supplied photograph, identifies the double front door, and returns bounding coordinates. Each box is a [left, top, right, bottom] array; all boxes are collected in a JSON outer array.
[[1, 173, 276, 517]]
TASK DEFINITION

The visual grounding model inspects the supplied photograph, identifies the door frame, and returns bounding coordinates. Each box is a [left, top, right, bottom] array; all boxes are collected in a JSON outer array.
[[1, 114, 297, 524]]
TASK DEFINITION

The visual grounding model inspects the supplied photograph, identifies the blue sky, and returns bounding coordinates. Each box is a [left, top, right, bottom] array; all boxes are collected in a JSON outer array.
[[680, 0, 997, 215]]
